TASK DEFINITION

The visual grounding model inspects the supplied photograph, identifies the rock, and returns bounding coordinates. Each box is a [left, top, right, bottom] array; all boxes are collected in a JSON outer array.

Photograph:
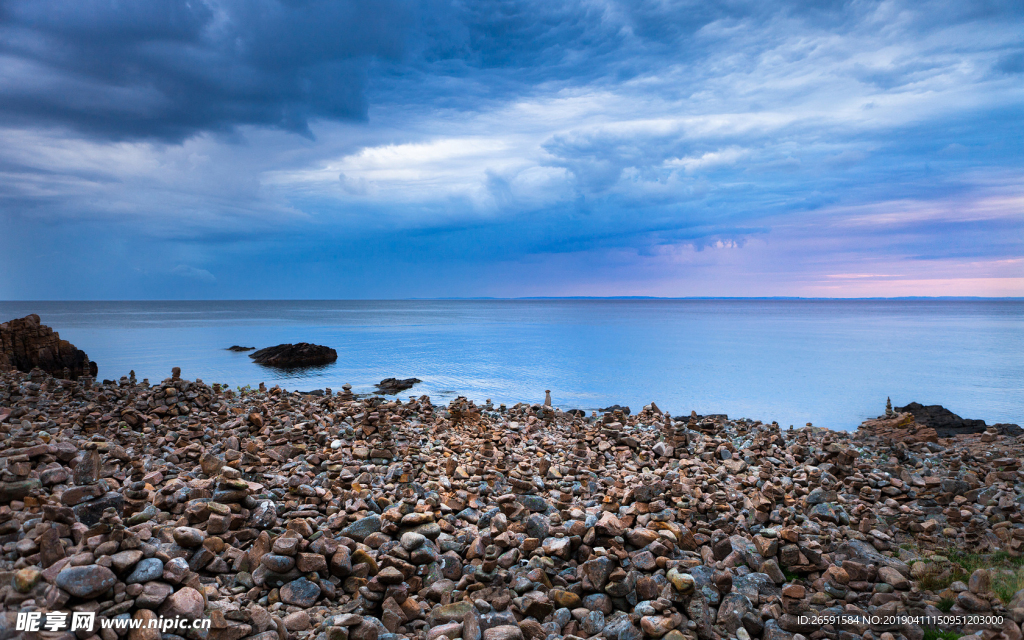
[[376, 378, 422, 395], [968, 569, 991, 594], [126, 557, 164, 585], [895, 402, 1022, 437], [430, 602, 476, 626], [717, 593, 753, 634], [249, 343, 337, 367], [640, 616, 678, 638], [261, 553, 296, 573], [667, 567, 695, 594], [0, 314, 97, 378], [581, 610, 605, 636], [342, 514, 382, 541], [283, 611, 311, 631], [72, 491, 124, 526], [128, 610, 161, 640], [483, 626, 524, 640], [226, 346, 255, 351], [173, 526, 206, 547], [56, 564, 117, 598], [163, 557, 190, 583], [581, 556, 614, 591], [549, 588, 581, 609], [13, 567, 41, 592], [280, 577, 321, 607], [427, 622, 463, 640], [136, 582, 174, 609], [1, 362, 1022, 640], [877, 566, 910, 590], [956, 592, 991, 612], [0, 478, 41, 503], [159, 586, 205, 619]]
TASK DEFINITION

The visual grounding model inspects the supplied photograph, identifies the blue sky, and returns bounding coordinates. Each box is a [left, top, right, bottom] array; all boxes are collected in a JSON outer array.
[[0, 0, 1021, 299]]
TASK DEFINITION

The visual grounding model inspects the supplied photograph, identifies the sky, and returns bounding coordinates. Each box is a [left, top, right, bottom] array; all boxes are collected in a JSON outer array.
[[0, 0, 1022, 300]]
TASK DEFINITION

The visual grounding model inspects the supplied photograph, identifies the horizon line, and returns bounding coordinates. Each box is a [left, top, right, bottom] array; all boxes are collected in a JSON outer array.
[[2, 296, 1022, 303]]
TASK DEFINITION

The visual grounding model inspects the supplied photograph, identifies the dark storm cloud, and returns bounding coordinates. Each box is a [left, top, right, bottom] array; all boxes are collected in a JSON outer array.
[[4, 0, 1021, 139], [0, 0, 411, 140]]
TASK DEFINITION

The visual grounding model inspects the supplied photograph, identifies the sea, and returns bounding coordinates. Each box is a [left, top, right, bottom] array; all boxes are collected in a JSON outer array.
[[0, 299, 1020, 431]]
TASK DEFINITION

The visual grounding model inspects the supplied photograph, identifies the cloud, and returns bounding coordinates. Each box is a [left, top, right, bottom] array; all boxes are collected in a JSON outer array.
[[171, 265, 216, 283], [0, 0, 1021, 299], [0, 0, 412, 140]]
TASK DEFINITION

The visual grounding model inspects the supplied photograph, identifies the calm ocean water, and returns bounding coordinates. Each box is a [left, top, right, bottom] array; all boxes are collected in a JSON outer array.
[[0, 300, 1020, 430]]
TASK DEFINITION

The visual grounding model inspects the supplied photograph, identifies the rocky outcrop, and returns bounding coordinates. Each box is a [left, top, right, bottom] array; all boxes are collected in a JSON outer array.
[[226, 345, 255, 352], [376, 377, 421, 394], [0, 314, 96, 379], [249, 342, 337, 367], [857, 412, 939, 443], [896, 401, 1022, 437]]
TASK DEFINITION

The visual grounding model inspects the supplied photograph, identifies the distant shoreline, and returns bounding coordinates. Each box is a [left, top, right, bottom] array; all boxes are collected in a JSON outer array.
[[3, 296, 1022, 303]]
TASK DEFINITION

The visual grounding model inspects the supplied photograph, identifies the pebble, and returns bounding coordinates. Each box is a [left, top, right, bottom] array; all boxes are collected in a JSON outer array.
[[1, 366, 1022, 640]]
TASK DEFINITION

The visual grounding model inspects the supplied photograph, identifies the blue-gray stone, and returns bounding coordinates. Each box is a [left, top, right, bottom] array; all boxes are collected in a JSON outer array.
[[126, 558, 164, 584], [341, 514, 381, 541]]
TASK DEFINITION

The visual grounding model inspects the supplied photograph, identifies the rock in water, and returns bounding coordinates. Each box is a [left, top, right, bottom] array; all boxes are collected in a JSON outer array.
[[226, 345, 255, 351], [0, 314, 97, 379], [376, 377, 422, 394], [249, 343, 337, 368]]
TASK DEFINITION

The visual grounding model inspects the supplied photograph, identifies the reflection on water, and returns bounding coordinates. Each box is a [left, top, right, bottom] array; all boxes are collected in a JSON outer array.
[[0, 299, 1020, 431]]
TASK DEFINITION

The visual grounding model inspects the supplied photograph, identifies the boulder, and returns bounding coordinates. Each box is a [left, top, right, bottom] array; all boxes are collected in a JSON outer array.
[[896, 402, 1022, 437], [249, 343, 337, 368], [376, 378, 422, 394], [0, 314, 97, 378]]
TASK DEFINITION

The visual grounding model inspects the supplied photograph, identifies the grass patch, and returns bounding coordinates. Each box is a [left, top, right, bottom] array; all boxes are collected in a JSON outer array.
[[992, 568, 1024, 604], [783, 569, 799, 582], [936, 597, 955, 612], [923, 629, 959, 640], [918, 548, 1024, 603]]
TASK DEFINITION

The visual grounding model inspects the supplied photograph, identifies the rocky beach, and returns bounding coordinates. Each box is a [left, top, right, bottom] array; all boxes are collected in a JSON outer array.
[[2, 356, 1024, 640]]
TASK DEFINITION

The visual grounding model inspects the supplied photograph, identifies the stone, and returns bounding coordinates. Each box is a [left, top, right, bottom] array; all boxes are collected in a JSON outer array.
[[280, 577, 321, 607], [667, 567, 695, 594], [261, 553, 296, 573], [483, 626, 524, 640], [549, 588, 581, 609], [581, 610, 605, 636], [158, 586, 205, 619], [717, 593, 753, 634], [250, 343, 338, 367], [13, 567, 41, 592], [135, 581, 174, 609], [163, 557, 190, 583], [0, 314, 96, 378], [127, 610, 161, 640], [640, 616, 678, 638], [173, 526, 206, 547], [877, 566, 910, 590], [376, 378, 422, 394], [343, 514, 383, 541], [72, 491, 124, 526], [401, 531, 427, 550], [56, 564, 117, 598], [283, 611, 311, 631], [0, 478, 41, 503]]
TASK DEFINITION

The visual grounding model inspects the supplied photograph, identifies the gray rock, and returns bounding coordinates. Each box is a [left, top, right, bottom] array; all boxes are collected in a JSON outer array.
[[56, 565, 117, 599], [280, 577, 321, 607], [342, 514, 382, 541], [126, 558, 164, 584]]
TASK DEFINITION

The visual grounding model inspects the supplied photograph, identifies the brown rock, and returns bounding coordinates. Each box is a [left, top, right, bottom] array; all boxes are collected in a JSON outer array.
[[0, 314, 97, 378]]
